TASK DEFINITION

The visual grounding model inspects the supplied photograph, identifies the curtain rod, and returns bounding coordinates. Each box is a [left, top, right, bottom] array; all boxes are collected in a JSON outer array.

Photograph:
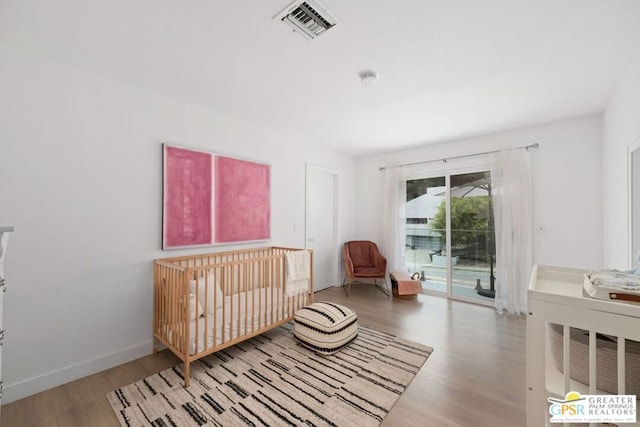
[[378, 142, 539, 171]]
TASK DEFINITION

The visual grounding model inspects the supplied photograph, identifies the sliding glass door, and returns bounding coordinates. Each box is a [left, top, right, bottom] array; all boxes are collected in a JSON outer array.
[[405, 169, 495, 304], [449, 171, 495, 302]]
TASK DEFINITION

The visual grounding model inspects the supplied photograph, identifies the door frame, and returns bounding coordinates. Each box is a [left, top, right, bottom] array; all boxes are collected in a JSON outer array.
[[628, 136, 640, 269], [406, 159, 493, 306], [305, 163, 340, 290]]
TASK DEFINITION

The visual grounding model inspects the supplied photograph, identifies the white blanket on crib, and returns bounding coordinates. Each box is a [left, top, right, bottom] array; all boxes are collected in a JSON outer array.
[[285, 250, 311, 297]]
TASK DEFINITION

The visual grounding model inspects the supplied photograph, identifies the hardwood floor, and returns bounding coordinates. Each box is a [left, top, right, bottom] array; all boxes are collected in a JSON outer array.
[[1, 285, 526, 426]]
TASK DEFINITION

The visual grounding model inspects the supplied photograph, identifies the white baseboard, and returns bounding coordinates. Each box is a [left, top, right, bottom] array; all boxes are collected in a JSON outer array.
[[2, 340, 154, 405]]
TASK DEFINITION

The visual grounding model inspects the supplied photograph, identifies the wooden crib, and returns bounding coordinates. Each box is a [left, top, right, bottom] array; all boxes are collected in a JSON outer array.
[[153, 246, 314, 386], [527, 265, 640, 426]]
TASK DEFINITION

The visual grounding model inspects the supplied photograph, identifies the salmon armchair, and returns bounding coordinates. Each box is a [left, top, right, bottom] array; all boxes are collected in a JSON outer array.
[[342, 240, 390, 297]]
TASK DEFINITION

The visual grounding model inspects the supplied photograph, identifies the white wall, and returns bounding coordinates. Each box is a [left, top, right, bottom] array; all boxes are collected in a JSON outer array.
[[355, 115, 604, 270], [0, 44, 357, 403], [603, 48, 640, 268]]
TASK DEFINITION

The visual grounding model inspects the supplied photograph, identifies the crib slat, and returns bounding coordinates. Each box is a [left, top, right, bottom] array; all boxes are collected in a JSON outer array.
[[221, 266, 226, 345], [234, 264, 238, 340], [213, 266, 217, 349], [181, 270, 188, 355], [618, 338, 626, 395], [193, 270, 199, 355], [270, 264, 275, 324], [588, 330, 596, 395], [588, 332, 596, 427], [244, 263, 248, 336], [269, 258, 272, 325], [563, 325, 570, 393], [169, 268, 174, 350], [258, 259, 268, 327]]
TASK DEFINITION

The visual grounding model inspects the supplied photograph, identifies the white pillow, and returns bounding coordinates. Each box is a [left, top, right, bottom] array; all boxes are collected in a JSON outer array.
[[188, 293, 204, 321], [189, 273, 223, 314]]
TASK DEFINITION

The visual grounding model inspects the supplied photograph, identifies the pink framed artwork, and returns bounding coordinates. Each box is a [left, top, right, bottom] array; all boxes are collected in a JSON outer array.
[[162, 144, 271, 249], [215, 156, 270, 243]]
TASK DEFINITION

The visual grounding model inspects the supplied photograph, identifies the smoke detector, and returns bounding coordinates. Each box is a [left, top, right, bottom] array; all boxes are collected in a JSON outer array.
[[359, 70, 378, 86], [275, 0, 337, 40]]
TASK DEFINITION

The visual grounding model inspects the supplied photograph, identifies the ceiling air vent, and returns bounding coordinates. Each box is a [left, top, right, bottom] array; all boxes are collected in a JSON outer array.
[[275, 0, 337, 40]]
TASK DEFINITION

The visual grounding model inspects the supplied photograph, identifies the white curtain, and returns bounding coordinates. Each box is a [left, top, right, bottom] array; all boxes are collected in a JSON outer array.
[[381, 166, 407, 273], [490, 149, 533, 315]]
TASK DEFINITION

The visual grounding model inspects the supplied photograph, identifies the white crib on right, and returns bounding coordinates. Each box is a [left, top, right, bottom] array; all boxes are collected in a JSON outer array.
[[527, 265, 640, 427]]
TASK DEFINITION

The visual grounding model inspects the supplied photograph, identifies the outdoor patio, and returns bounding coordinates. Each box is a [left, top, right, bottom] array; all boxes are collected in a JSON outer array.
[[405, 247, 495, 303]]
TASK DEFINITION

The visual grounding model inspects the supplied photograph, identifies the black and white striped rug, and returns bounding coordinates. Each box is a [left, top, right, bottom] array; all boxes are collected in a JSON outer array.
[[107, 323, 433, 427]]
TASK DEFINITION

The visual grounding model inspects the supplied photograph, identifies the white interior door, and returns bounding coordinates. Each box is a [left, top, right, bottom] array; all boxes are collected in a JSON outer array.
[[630, 139, 640, 268], [0, 229, 12, 408], [306, 165, 339, 291]]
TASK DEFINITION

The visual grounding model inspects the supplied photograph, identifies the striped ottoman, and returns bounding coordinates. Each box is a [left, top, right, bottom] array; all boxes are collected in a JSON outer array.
[[293, 302, 358, 355]]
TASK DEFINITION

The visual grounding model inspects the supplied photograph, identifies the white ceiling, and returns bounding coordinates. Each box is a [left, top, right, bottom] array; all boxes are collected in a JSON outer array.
[[2, 0, 640, 157]]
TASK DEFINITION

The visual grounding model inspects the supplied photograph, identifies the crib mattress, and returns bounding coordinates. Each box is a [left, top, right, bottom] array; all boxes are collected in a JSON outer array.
[[182, 287, 302, 355]]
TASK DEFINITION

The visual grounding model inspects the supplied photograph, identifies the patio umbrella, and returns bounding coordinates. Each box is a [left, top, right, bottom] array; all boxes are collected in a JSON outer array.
[[438, 175, 496, 298], [448, 180, 489, 197]]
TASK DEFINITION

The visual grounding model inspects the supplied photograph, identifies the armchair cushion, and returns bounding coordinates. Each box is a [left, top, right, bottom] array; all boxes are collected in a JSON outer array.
[[354, 266, 384, 277], [348, 241, 375, 266]]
